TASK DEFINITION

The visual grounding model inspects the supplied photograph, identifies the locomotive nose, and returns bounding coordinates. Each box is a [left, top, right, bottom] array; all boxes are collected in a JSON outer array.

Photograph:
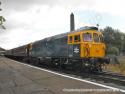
[[84, 43, 90, 57]]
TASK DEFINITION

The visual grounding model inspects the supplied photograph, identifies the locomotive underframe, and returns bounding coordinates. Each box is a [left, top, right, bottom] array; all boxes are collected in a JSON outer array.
[[5, 54, 109, 72]]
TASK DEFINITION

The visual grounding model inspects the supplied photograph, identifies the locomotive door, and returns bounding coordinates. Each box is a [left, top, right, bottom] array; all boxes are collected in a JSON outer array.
[[68, 45, 74, 57], [92, 33, 105, 57], [68, 36, 74, 58]]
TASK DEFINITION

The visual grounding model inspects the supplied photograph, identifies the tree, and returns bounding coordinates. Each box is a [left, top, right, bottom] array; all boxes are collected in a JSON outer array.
[[107, 47, 119, 55], [0, 1, 6, 29], [102, 26, 125, 55]]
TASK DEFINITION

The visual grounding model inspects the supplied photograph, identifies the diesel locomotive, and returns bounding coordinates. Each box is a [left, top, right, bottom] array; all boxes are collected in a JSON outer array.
[[4, 13, 110, 72]]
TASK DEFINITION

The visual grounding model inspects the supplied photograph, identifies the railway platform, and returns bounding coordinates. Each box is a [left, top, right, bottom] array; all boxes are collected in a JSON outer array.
[[0, 57, 124, 94]]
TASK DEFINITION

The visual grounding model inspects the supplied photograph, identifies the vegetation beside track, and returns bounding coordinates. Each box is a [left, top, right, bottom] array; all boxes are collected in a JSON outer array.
[[105, 56, 125, 76]]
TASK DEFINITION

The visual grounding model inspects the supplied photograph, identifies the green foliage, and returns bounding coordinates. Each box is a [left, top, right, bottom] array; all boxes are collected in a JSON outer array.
[[102, 26, 125, 55], [0, 16, 5, 25], [0, 16, 6, 29], [0, 1, 6, 29], [107, 47, 119, 55]]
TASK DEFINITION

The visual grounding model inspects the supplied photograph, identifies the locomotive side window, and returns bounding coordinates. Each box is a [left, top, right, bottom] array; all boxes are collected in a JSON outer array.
[[99, 35, 104, 42], [68, 36, 73, 43], [74, 35, 80, 42], [94, 33, 100, 42], [83, 33, 92, 42]]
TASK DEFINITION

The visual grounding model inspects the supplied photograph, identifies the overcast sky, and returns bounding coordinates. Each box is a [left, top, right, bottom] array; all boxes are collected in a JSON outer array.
[[0, 0, 125, 49]]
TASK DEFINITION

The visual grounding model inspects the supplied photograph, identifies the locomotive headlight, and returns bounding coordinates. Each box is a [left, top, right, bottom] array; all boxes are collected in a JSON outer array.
[[85, 63, 89, 66]]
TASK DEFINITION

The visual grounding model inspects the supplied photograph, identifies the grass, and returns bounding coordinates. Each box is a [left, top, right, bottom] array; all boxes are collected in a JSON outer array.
[[105, 63, 125, 75], [104, 56, 125, 76]]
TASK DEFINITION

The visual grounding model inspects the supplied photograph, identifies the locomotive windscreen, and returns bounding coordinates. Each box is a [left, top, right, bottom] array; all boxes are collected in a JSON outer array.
[[83, 33, 92, 42]]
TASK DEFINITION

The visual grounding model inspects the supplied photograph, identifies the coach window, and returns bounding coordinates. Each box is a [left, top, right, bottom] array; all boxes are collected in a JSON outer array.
[[74, 35, 80, 42], [68, 36, 73, 43]]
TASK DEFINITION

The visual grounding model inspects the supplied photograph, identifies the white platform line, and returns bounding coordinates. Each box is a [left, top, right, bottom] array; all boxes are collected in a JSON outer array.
[[10, 58, 125, 93]]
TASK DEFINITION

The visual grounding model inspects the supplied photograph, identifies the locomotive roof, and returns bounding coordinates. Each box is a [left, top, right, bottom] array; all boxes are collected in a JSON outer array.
[[47, 26, 98, 40], [75, 26, 98, 32]]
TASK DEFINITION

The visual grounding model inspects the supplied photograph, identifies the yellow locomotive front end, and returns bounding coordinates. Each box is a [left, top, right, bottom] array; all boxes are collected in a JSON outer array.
[[80, 30, 105, 58], [68, 26, 106, 58], [68, 27, 109, 71]]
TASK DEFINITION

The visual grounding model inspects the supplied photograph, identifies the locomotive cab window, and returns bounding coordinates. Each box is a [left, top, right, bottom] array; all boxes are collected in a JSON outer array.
[[99, 35, 104, 42], [83, 33, 92, 42], [68, 36, 73, 43], [74, 35, 80, 42], [94, 33, 100, 42]]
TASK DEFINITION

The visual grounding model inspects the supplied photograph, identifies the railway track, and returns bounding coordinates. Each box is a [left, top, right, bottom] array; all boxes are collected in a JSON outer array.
[[93, 72, 125, 86]]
